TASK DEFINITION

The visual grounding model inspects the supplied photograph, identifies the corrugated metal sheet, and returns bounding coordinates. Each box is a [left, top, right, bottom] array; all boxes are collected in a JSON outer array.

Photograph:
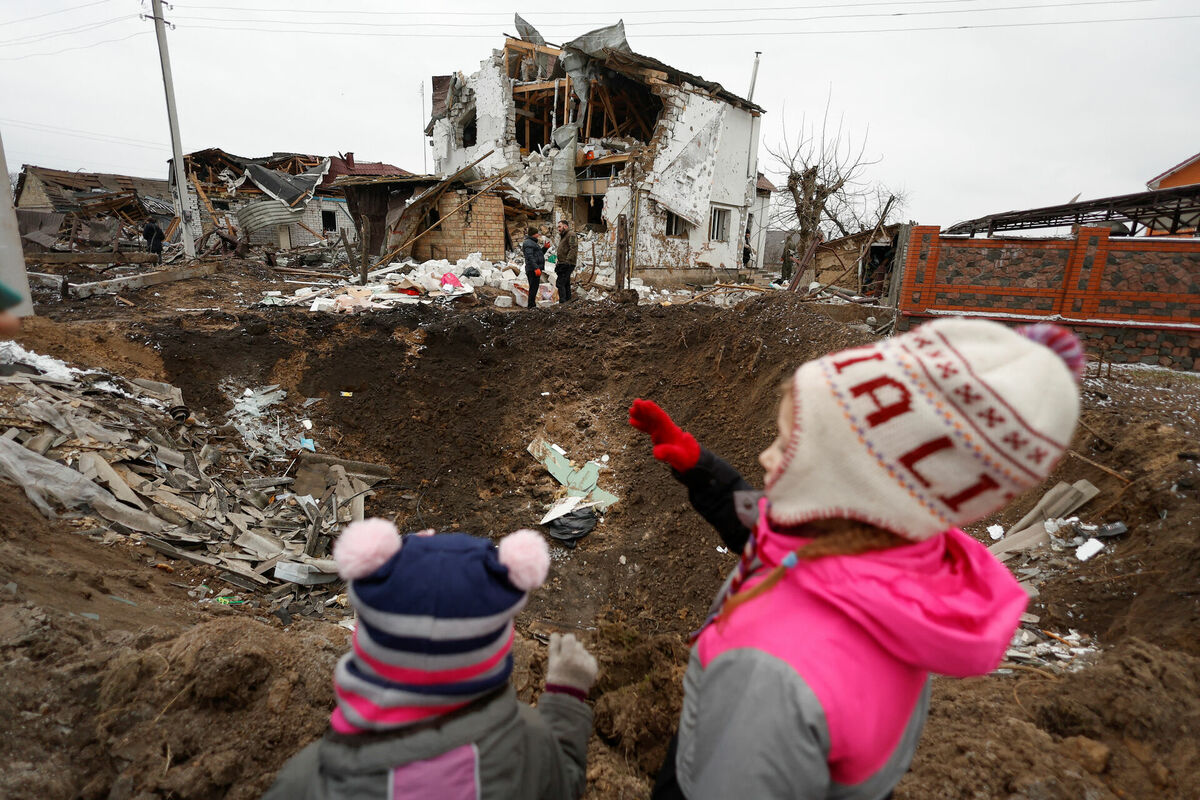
[[236, 200, 305, 235]]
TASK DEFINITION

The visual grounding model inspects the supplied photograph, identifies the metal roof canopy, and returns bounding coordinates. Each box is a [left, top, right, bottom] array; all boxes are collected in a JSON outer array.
[[945, 184, 1200, 237]]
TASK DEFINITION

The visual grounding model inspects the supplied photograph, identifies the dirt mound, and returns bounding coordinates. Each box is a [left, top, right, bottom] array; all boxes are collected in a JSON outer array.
[[898, 640, 1200, 799], [0, 608, 343, 800]]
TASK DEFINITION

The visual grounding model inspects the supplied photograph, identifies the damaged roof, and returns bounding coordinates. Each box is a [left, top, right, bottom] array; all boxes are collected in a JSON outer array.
[[598, 48, 764, 114], [945, 184, 1200, 237], [327, 154, 412, 182], [16, 165, 171, 212], [756, 173, 778, 193]]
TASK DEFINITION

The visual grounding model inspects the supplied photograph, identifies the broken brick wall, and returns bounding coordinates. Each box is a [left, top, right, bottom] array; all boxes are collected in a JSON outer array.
[[896, 225, 1200, 369], [411, 190, 505, 263]]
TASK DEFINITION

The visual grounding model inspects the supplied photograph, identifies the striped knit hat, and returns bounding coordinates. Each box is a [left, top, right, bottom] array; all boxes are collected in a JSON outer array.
[[329, 519, 550, 734], [765, 318, 1084, 541]]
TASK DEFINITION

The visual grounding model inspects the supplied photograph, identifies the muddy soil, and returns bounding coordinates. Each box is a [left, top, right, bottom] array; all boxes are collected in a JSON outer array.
[[4, 266, 1200, 799]]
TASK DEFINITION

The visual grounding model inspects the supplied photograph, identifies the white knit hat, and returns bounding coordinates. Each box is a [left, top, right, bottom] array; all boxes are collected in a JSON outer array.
[[765, 318, 1083, 541]]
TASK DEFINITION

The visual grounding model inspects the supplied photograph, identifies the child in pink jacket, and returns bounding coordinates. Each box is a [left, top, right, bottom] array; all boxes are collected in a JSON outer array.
[[631, 319, 1085, 800]]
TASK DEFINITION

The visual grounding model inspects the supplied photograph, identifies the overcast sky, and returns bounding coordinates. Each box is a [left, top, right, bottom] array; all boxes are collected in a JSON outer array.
[[2, 0, 1197, 227]]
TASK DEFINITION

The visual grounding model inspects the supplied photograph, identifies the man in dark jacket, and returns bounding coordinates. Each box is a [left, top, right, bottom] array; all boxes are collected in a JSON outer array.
[[521, 226, 547, 308], [142, 219, 165, 257], [555, 219, 578, 302]]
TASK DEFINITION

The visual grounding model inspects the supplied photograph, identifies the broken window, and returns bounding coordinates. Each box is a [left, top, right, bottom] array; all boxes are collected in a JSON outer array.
[[665, 211, 686, 238], [425, 205, 441, 229], [212, 200, 230, 211], [709, 207, 731, 242], [460, 109, 478, 148], [321, 210, 337, 232], [586, 196, 606, 231]]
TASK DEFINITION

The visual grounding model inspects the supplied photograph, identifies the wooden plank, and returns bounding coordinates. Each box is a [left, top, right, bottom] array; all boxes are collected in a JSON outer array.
[[70, 263, 218, 299], [513, 80, 561, 94], [296, 221, 327, 241], [597, 84, 619, 140], [24, 251, 160, 266], [504, 38, 561, 57]]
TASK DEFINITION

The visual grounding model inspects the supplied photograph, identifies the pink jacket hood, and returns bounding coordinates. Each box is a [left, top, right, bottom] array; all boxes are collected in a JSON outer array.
[[754, 524, 1027, 677]]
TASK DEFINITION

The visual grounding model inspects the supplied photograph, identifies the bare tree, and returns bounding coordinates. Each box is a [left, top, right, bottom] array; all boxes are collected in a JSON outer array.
[[8, 171, 18, 201], [766, 97, 904, 278]]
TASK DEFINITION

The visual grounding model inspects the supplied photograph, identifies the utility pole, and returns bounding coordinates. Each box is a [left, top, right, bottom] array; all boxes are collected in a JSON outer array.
[[0, 130, 34, 317], [148, 0, 195, 258]]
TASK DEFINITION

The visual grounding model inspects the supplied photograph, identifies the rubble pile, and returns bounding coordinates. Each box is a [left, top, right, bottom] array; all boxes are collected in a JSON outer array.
[[0, 342, 389, 623]]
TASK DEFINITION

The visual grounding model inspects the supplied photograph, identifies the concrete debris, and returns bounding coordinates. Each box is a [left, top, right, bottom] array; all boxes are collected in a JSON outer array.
[[1000, 626, 1099, 674], [989, 480, 1100, 562], [0, 344, 389, 615]]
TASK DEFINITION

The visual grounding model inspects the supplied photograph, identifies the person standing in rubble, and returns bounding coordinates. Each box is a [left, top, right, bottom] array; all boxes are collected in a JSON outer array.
[[555, 219, 578, 302], [142, 218, 165, 258], [628, 320, 1087, 800], [521, 226, 548, 309]]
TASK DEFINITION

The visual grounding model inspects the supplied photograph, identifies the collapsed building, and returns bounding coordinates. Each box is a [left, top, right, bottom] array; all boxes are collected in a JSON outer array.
[[177, 150, 410, 250], [13, 165, 176, 251], [425, 19, 770, 285]]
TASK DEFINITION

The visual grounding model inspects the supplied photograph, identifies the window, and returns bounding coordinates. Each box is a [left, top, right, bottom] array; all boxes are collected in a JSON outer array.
[[425, 206, 441, 229], [321, 210, 337, 232], [212, 200, 230, 211], [665, 211, 686, 237], [460, 109, 478, 148], [586, 196, 605, 228], [709, 207, 730, 242]]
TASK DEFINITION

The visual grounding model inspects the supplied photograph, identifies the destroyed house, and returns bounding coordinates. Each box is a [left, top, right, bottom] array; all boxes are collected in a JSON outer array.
[[177, 149, 409, 250], [426, 20, 768, 284], [13, 165, 175, 250]]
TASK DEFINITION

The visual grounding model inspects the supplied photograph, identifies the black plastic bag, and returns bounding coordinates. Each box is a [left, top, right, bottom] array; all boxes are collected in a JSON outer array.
[[544, 508, 597, 548]]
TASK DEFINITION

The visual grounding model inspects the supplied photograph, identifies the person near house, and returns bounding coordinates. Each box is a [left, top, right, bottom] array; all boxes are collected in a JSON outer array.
[[781, 236, 796, 283], [521, 226, 547, 308], [263, 520, 597, 800], [741, 229, 753, 270], [629, 319, 1086, 800], [555, 219, 578, 302], [142, 219, 165, 257]]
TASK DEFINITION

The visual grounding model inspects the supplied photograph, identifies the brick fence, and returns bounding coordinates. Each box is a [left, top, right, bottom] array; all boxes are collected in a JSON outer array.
[[896, 226, 1200, 371]]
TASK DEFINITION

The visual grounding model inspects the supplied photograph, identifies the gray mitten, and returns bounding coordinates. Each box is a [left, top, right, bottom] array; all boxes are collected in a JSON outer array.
[[545, 633, 599, 696]]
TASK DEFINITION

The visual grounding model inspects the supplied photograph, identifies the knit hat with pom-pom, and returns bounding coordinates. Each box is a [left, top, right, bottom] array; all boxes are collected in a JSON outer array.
[[765, 318, 1084, 541], [328, 520, 549, 734]]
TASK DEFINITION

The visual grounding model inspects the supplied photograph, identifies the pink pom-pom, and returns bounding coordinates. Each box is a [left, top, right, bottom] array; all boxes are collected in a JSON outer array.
[[1018, 323, 1086, 380], [497, 529, 549, 591], [334, 518, 402, 580]]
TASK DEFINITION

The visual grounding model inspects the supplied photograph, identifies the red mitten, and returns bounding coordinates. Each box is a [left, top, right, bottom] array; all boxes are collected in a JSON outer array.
[[628, 398, 700, 472], [535, 269, 542, 276]]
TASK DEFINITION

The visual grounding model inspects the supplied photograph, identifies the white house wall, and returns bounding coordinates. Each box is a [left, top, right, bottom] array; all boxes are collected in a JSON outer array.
[[432, 56, 519, 178]]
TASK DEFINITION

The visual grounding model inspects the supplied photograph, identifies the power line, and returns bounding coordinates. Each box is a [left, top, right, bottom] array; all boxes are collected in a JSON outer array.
[[7, 147, 168, 176], [0, 30, 151, 61], [0, 15, 136, 48], [186, 0, 996, 17], [173, 0, 1160, 30], [0, 0, 114, 28], [1, 121, 170, 152], [174, 12, 1200, 39], [0, 117, 168, 149]]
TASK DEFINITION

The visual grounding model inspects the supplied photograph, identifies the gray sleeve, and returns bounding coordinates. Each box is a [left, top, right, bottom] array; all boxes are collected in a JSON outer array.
[[261, 740, 321, 800], [534, 692, 593, 799], [678, 649, 831, 800]]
